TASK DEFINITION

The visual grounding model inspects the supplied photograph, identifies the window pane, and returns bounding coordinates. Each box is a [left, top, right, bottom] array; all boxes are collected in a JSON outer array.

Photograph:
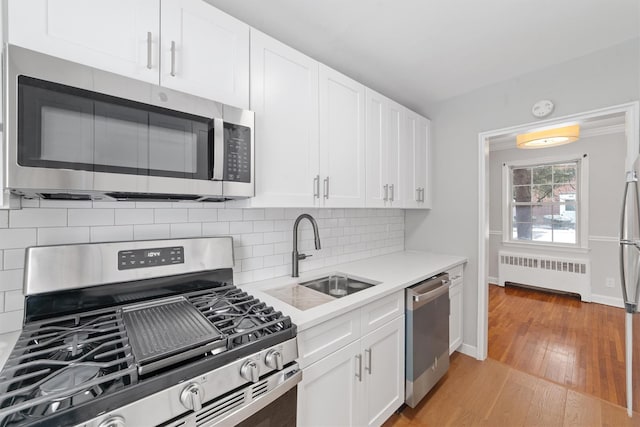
[[512, 168, 531, 185], [553, 164, 577, 185], [533, 166, 552, 184], [553, 221, 576, 243], [513, 205, 532, 223], [513, 185, 531, 203], [554, 185, 576, 201], [532, 185, 553, 202], [513, 222, 532, 241], [532, 205, 552, 242]]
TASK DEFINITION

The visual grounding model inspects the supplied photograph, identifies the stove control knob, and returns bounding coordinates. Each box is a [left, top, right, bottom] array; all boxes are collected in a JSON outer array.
[[265, 350, 283, 370], [180, 383, 204, 412], [99, 416, 125, 427], [240, 360, 260, 383]]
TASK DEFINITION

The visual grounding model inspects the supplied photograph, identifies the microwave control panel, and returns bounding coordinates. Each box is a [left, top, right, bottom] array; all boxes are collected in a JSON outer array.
[[118, 246, 184, 270], [223, 123, 251, 183]]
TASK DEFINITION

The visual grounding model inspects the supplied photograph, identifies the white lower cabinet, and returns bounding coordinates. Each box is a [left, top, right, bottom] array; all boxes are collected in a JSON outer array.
[[448, 264, 464, 354], [297, 292, 405, 427]]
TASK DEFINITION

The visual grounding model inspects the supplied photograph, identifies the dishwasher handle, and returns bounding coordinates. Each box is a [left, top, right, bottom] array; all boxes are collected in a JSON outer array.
[[412, 280, 450, 304]]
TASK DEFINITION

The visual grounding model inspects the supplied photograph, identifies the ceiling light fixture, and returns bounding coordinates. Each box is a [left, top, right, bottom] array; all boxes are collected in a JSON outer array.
[[516, 124, 580, 149]]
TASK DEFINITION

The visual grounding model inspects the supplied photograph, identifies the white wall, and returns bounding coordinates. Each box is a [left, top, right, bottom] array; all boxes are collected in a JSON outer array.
[[405, 37, 640, 351], [0, 200, 404, 334], [488, 131, 626, 303]]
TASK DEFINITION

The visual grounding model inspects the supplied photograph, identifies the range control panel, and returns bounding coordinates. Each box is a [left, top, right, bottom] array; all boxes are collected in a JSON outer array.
[[118, 246, 184, 270]]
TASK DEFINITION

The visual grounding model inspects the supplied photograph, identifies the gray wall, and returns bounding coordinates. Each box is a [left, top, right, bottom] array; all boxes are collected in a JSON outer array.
[[405, 37, 640, 351], [488, 132, 626, 302]]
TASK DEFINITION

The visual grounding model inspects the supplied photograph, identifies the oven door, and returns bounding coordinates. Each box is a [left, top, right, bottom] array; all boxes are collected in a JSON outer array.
[[166, 364, 301, 427]]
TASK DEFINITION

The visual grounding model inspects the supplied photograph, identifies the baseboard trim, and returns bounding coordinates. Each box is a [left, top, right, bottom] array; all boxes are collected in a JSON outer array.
[[591, 293, 624, 308], [488, 276, 498, 285], [455, 343, 478, 359]]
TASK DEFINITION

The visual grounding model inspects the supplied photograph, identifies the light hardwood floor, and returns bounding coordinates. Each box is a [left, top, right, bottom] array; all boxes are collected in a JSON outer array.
[[383, 353, 639, 427], [384, 284, 640, 426]]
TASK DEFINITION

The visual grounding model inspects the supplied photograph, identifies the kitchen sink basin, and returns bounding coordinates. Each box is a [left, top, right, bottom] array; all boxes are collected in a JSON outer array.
[[299, 273, 379, 298]]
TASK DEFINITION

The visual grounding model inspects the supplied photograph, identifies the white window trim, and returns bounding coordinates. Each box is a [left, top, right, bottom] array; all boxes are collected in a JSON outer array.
[[501, 154, 589, 251]]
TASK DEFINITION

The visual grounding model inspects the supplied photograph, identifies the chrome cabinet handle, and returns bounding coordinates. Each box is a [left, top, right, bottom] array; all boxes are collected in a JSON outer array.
[[146, 32, 153, 69], [313, 175, 320, 199], [364, 348, 372, 374], [170, 41, 176, 76], [323, 177, 329, 199], [389, 184, 394, 202], [384, 184, 389, 201], [355, 354, 362, 381], [416, 187, 420, 202]]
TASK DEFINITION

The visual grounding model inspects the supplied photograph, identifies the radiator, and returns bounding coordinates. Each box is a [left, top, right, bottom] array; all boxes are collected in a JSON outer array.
[[498, 250, 591, 302]]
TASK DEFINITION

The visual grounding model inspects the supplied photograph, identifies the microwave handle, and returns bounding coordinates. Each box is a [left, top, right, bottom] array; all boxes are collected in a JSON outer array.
[[212, 118, 225, 181]]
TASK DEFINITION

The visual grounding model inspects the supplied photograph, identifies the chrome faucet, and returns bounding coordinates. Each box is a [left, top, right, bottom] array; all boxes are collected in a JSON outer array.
[[292, 214, 321, 277]]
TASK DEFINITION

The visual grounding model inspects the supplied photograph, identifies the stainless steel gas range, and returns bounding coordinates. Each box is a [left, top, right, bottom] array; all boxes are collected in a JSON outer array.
[[0, 237, 300, 427]]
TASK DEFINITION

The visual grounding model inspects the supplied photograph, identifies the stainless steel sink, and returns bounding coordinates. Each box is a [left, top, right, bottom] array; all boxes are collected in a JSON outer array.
[[299, 273, 379, 298]]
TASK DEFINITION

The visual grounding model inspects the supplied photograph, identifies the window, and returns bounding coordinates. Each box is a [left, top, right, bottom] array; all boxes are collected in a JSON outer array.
[[504, 157, 584, 247]]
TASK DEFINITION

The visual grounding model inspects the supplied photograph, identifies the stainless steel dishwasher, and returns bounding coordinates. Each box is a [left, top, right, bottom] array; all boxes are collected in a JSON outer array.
[[405, 272, 450, 407]]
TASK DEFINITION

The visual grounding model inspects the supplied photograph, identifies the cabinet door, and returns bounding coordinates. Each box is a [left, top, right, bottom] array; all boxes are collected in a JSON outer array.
[[449, 281, 463, 354], [297, 340, 362, 427], [365, 89, 389, 208], [8, 0, 159, 84], [387, 101, 404, 208], [250, 30, 320, 207], [403, 110, 431, 209], [161, 0, 249, 108], [362, 316, 405, 427], [319, 65, 366, 207]]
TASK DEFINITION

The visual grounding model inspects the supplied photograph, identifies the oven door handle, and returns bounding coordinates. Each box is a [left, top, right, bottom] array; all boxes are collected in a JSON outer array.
[[200, 368, 302, 427], [412, 280, 450, 304], [212, 118, 225, 181]]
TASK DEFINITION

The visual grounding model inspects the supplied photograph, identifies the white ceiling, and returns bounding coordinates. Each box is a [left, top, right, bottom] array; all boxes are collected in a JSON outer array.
[[206, 0, 640, 114]]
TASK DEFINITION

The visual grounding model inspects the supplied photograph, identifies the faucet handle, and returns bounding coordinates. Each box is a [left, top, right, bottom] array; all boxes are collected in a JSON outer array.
[[297, 253, 312, 260]]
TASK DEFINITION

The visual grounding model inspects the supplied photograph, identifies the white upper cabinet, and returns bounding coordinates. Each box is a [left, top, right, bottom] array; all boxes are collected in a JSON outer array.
[[404, 109, 431, 209], [8, 0, 160, 84], [250, 30, 320, 207], [365, 89, 405, 208], [8, 0, 249, 108], [319, 65, 366, 207], [161, 0, 249, 108]]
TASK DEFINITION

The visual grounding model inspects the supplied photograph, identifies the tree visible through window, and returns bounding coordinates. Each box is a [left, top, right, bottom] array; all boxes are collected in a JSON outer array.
[[510, 161, 578, 245]]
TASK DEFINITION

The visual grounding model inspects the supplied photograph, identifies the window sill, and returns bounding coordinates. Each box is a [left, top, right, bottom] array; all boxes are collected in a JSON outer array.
[[501, 241, 590, 254]]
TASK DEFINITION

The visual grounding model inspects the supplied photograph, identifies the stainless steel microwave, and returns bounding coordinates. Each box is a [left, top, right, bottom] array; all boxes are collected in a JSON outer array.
[[3, 45, 254, 202]]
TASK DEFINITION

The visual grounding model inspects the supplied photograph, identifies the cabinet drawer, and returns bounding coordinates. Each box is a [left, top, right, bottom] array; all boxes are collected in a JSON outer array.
[[298, 310, 361, 368], [360, 291, 404, 336], [447, 264, 464, 282]]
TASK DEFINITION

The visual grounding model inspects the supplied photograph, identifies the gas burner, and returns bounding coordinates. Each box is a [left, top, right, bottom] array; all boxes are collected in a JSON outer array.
[[208, 298, 232, 314], [23, 365, 103, 418], [49, 332, 96, 361], [232, 318, 262, 345]]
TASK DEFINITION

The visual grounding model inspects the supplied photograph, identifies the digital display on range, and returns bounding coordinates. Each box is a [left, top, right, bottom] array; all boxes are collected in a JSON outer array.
[[118, 247, 184, 270]]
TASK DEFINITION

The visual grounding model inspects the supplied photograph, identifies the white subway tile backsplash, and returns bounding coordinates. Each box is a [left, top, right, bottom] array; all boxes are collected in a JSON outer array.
[[0, 229, 37, 250], [230, 221, 253, 234], [243, 209, 264, 221], [133, 224, 171, 240], [115, 209, 154, 225], [68, 209, 114, 226], [38, 227, 90, 245], [90, 225, 134, 242], [218, 209, 243, 222], [0, 269, 23, 292], [170, 223, 202, 238], [154, 209, 188, 224], [0, 203, 404, 333], [10, 208, 67, 228], [188, 209, 218, 223], [0, 310, 23, 334], [4, 290, 23, 312], [203, 222, 230, 236], [0, 211, 8, 228]]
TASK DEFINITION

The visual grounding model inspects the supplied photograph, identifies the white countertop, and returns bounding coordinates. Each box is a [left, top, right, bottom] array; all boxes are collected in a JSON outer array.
[[0, 250, 466, 371], [240, 250, 467, 332]]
